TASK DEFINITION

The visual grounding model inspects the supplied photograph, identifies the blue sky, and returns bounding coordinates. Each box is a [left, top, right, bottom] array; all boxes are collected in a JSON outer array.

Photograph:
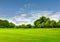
[[0, 0, 60, 25]]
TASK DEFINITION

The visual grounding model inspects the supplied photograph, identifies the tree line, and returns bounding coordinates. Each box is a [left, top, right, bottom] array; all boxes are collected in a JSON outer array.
[[0, 16, 60, 28]]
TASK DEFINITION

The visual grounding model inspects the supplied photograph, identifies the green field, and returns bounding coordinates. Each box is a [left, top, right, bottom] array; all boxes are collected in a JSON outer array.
[[0, 28, 60, 42]]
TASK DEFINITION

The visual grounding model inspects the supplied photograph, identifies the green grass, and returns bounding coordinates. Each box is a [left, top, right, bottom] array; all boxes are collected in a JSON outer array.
[[0, 28, 60, 42]]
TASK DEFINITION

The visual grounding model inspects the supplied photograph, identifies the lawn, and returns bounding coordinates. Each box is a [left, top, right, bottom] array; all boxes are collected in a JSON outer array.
[[0, 28, 60, 42]]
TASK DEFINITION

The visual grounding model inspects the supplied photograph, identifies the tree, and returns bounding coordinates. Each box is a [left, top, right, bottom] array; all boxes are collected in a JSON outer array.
[[49, 20, 56, 28], [26, 24, 32, 28], [34, 19, 41, 28], [0, 19, 16, 28], [34, 16, 50, 28], [34, 16, 57, 28], [0, 16, 60, 28], [3, 20, 10, 28], [0, 19, 4, 28], [56, 20, 60, 28], [18, 24, 26, 28], [0, 20, 10, 28], [9, 22, 16, 28], [44, 20, 51, 28]]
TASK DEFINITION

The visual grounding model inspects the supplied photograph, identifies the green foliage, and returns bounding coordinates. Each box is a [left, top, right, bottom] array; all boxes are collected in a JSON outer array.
[[9, 22, 16, 28], [0, 20, 10, 28], [16, 24, 34, 28], [16, 24, 26, 28], [0, 19, 15, 28], [34, 16, 49, 28], [34, 16, 57, 28], [26, 24, 33, 28], [56, 20, 60, 28], [0, 16, 60, 28]]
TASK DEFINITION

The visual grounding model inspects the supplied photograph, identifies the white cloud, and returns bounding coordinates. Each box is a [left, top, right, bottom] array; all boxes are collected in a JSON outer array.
[[1, 10, 59, 25], [49, 12, 60, 21], [11, 11, 60, 25], [2, 4, 60, 25], [20, 14, 27, 17]]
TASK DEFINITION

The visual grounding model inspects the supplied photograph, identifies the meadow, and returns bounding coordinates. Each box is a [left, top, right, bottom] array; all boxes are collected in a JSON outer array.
[[0, 28, 60, 42]]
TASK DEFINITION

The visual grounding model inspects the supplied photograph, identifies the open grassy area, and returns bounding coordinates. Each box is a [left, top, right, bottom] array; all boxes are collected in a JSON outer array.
[[0, 28, 60, 42]]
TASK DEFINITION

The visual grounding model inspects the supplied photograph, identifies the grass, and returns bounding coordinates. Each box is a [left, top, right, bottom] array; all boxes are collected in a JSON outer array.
[[0, 28, 60, 42]]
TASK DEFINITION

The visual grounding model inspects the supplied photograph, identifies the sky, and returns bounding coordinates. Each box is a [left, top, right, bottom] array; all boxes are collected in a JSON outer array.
[[0, 0, 60, 25]]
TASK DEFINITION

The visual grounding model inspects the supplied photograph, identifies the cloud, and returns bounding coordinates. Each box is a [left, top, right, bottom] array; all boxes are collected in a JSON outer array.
[[3, 4, 60, 25], [20, 14, 27, 17], [12, 14, 32, 25], [49, 12, 60, 21], [11, 10, 60, 25], [16, 3, 31, 15], [1, 10, 59, 25], [24, 3, 31, 9]]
